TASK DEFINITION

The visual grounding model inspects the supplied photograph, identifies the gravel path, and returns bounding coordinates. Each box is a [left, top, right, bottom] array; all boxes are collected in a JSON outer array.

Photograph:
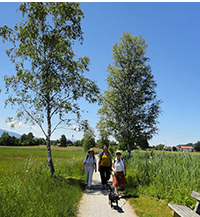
[[77, 157, 137, 217]]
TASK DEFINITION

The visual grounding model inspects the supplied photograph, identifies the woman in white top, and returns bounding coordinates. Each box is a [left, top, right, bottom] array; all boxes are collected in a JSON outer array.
[[83, 148, 97, 189], [112, 150, 127, 195]]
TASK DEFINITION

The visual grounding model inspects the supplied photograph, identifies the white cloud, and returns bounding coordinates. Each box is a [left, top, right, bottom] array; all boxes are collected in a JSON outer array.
[[7, 120, 39, 131], [17, 121, 26, 128], [7, 120, 25, 128]]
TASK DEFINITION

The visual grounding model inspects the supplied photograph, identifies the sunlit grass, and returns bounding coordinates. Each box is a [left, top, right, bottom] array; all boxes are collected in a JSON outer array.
[[124, 151, 200, 217], [129, 195, 172, 217], [0, 146, 86, 217]]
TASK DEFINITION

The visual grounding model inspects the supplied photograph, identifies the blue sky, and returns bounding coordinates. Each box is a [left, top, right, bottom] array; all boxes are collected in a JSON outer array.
[[0, 2, 200, 147]]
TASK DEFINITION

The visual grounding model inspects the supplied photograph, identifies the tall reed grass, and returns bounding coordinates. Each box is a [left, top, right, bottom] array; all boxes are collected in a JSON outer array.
[[124, 151, 200, 209], [0, 147, 85, 217]]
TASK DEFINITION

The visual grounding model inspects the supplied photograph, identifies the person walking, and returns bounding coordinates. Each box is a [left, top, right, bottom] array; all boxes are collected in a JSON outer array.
[[98, 145, 112, 189], [83, 148, 97, 190], [112, 150, 127, 195]]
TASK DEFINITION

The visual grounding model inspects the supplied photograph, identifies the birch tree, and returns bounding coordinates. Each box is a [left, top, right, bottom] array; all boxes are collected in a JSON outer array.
[[0, 2, 100, 176]]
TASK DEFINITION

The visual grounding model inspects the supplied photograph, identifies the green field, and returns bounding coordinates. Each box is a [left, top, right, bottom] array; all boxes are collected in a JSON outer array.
[[0, 146, 86, 217], [124, 151, 200, 217], [1, 147, 200, 217]]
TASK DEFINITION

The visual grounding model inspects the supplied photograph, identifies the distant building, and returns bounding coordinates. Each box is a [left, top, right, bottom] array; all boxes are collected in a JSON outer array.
[[180, 146, 194, 152]]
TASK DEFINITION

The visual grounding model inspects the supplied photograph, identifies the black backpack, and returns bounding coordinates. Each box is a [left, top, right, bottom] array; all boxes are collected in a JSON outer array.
[[113, 158, 123, 163], [86, 155, 95, 160]]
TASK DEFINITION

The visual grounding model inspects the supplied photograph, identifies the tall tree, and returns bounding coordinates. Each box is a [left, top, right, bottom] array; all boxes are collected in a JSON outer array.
[[97, 32, 161, 155], [0, 2, 100, 176], [60, 134, 67, 147], [82, 126, 96, 152]]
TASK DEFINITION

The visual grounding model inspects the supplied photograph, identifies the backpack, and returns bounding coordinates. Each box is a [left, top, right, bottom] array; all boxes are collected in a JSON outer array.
[[113, 158, 123, 163], [86, 155, 95, 161]]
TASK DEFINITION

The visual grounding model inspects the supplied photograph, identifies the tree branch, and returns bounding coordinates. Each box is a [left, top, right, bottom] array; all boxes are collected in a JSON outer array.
[[22, 104, 47, 138]]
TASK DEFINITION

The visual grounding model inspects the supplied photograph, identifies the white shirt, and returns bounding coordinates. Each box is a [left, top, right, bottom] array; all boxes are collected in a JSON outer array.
[[84, 155, 96, 171], [115, 160, 123, 172], [112, 158, 125, 173]]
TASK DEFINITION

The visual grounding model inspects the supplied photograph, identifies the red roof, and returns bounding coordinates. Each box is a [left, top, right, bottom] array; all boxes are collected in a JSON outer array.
[[180, 146, 194, 149]]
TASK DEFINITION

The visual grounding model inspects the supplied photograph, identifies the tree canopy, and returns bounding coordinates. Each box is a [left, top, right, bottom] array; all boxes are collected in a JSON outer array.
[[97, 32, 161, 153]]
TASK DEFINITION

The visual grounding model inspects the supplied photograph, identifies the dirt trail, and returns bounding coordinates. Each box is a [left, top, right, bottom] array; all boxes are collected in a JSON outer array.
[[77, 157, 137, 217]]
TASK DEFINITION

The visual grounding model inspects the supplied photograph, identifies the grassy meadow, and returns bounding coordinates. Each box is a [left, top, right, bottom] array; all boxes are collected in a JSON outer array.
[[0, 146, 86, 217], [123, 151, 200, 217], [1, 146, 200, 217]]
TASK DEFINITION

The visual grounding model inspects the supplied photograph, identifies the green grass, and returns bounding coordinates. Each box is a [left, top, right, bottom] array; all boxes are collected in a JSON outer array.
[[129, 195, 172, 217], [3, 146, 199, 217], [0, 146, 86, 217], [123, 151, 200, 217]]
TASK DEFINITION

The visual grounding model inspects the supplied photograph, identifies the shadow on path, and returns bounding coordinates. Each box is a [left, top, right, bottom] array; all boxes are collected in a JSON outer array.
[[84, 179, 113, 196], [113, 205, 124, 213]]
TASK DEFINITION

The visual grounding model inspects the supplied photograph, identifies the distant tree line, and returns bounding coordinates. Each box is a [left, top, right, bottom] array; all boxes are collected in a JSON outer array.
[[1, 130, 200, 154], [150, 142, 200, 152], [0, 132, 82, 147], [0, 129, 150, 152], [51, 134, 83, 147], [0, 132, 45, 146]]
